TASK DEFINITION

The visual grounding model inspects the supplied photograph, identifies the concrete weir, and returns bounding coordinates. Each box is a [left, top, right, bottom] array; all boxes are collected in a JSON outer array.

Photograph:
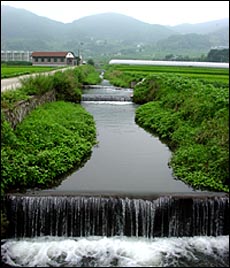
[[4, 192, 229, 238], [82, 94, 132, 101]]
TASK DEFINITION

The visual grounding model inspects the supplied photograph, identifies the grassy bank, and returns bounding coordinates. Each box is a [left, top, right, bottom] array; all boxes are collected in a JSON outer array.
[[1, 65, 101, 193], [1, 101, 97, 193], [134, 75, 229, 192], [105, 65, 229, 192]]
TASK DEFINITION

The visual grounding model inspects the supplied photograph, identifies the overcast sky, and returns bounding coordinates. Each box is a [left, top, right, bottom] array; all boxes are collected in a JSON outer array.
[[1, 1, 229, 26]]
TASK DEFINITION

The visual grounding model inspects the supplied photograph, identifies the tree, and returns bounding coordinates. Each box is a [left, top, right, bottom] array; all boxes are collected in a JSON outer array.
[[87, 59, 95, 66], [206, 49, 229, 62]]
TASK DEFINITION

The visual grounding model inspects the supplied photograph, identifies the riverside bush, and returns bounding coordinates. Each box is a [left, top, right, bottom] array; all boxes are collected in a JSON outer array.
[[53, 70, 82, 102], [78, 65, 102, 84], [20, 74, 54, 95]]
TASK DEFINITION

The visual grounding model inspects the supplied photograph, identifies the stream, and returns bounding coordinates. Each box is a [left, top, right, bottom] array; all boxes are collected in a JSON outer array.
[[1, 80, 228, 267], [42, 80, 195, 194]]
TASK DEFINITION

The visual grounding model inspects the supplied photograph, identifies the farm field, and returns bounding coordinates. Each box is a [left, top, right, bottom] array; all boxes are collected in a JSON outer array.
[[110, 64, 229, 84], [1, 65, 61, 79]]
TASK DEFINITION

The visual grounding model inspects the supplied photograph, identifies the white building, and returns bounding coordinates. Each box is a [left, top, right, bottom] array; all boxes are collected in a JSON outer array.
[[1, 50, 32, 62]]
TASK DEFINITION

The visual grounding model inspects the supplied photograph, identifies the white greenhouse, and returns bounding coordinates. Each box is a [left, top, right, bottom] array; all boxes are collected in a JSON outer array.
[[109, 59, 229, 69]]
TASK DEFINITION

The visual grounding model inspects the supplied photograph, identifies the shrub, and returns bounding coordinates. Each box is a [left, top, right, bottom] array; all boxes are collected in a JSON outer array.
[[20, 74, 54, 96], [53, 70, 82, 102]]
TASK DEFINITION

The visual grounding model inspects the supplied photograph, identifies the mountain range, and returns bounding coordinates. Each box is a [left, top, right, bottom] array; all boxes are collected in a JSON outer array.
[[1, 5, 229, 61]]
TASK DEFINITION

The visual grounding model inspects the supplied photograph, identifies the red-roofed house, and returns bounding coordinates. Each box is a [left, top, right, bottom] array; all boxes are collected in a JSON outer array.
[[31, 51, 77, 66]]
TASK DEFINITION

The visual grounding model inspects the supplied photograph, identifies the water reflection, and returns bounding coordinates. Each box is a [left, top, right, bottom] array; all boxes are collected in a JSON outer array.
[[44, 85, 195, 194]]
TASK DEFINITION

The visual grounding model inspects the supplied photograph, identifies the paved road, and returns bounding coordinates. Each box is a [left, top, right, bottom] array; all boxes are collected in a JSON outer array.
[[1, 66, 76, 92]]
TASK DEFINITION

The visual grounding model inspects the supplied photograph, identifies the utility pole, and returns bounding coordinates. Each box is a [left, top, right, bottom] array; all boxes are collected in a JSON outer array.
[[77, 49, 81, 66]]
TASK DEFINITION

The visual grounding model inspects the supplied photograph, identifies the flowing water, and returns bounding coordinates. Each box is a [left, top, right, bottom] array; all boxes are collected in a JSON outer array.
[[41, 81, 195, 194], [1, 236, 229, 267], [2, 194, 229, 267], [1, 80, 229, 267]]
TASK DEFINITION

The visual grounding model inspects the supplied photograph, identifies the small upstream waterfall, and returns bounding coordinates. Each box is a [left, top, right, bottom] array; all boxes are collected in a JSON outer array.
[[82, 83, 133, 102], [4, 194, 229, 238], [82, 94, 132, 101]]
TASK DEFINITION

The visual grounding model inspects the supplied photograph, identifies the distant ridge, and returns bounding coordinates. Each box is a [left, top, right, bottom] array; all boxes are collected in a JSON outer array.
[[171, 18, 229, 34], [1, 5, 229, 59]]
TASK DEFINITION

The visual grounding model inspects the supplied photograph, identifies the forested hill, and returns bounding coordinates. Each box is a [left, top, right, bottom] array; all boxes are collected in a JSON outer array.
[[69, 12, 178, 42], [1, 5, 229, 60], [171, 18, 229, 34]]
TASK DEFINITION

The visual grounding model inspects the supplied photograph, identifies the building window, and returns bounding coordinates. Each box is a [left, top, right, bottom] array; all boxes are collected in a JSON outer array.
[[54, 58, 57, 62], [47, 58, 51, 62]]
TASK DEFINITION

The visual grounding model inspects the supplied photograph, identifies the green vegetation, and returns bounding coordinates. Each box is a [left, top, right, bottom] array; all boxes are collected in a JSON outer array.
[[105, 65, 229, 192], [105, 64, 229, 85], [135, 75, 229, 192], [1, 101, 97, 193], [1, 71, 81, 110], [77, 64, 102, 85], [1, 65, 59, 79], [1, 65, 102, 109], [104, 68, 144, 88], [1, 64, 101, 194], [207, 49, 229, 62], [1, 60, 32, 66]]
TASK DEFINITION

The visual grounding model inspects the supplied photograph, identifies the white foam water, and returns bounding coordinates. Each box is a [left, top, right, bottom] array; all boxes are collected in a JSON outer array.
[[1, 235, 229, 267]]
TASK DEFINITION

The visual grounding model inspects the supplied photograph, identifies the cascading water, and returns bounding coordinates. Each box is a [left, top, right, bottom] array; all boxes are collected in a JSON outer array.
[[4, 194, 229, 238], [82, 94, 132, 101], [82, 84, 133, 101], [1, 194, 229, 267]]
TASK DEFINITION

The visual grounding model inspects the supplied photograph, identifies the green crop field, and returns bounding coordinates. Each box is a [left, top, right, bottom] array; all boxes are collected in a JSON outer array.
[[1, 65, 60, 79], [110, 64, 229, 84]]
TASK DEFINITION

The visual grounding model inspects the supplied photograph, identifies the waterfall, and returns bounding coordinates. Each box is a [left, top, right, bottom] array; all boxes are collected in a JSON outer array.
[[82, 94, 132, 101], [4, 194, 229, 238]]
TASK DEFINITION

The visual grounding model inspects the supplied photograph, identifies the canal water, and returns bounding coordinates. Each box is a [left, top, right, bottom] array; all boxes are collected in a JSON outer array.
[[42, 81, 195, 194], [1, 80, 228, 267]]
